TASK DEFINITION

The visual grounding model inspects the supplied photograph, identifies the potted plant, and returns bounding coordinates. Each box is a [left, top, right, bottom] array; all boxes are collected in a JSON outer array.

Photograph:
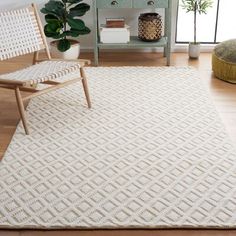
[[181, 0, 213, 59], [41, 0, 91, 59]]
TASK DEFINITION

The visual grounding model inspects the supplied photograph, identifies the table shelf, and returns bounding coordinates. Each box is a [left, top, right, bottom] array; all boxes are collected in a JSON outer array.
[[98, 36, 168, 49], [93, 0, 172, 66]]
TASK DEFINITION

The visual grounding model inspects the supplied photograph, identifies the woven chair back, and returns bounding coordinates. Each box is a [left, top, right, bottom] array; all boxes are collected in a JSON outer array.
[[0, 6, 46, 61]]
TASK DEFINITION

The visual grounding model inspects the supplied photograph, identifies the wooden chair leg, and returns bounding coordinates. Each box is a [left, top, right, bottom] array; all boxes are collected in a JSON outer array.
[[15, 87, 29, 135], [32, 51, 39, 65], [80, 67, 92, 109]]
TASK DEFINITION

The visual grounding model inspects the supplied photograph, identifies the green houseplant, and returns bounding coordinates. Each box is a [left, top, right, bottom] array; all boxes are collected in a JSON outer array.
[[181, 0, 213, 58], [41, 0, 91, 59]]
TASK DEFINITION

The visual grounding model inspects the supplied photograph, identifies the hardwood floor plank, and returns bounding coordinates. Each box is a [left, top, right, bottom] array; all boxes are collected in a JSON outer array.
[[0, 229, 233, 236], [0, 230, 20, 236]]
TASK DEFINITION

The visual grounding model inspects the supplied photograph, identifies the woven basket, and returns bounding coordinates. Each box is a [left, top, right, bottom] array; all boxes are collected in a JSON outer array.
[[138, 13, 162, 42]]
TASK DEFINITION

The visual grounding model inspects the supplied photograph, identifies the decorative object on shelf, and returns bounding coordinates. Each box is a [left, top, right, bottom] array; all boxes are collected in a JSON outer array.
[[212, 39, 236, 84], [181, 0, 213, 59], [106, 18, 125, 28], [138, 13, 162, 42], [41, 0, 91, 59], [100, 24, 130, 44]]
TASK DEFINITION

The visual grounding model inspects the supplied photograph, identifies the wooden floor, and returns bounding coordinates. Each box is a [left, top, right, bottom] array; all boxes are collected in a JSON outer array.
[[0, 52, 236, 236]]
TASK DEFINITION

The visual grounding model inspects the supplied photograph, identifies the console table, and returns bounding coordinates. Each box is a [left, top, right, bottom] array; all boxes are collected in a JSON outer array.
[[92, 0, 172, 66]]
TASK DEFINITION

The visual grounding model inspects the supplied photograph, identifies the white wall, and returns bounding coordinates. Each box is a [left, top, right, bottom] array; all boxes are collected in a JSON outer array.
[[0, 0, 178, 51]]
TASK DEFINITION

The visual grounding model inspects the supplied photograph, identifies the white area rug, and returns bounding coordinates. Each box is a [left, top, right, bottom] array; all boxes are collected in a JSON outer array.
[[1, 67, 236, 229]]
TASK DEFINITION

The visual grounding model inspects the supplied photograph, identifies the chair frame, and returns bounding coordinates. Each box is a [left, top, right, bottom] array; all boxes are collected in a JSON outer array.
[[0, 4, 91, 135]]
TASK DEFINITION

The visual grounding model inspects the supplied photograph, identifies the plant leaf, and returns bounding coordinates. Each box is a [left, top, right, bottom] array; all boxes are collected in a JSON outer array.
[[79, 26, 91, 34], [42, 0, 64, 17], [68, 0, 83, 4], [66, 29, 80, 37], [52, 32, 67, 39], [69, 26, 91, 37], [44, 21, 63, 38], [181, 0, 213, 14], [67, 18, 85, 30], [57, 39, 71, 52], [44, 25, 59, 37], [45, 0, 64, 10], [45, 14, 60, 23], [69, 3, 90, 17]]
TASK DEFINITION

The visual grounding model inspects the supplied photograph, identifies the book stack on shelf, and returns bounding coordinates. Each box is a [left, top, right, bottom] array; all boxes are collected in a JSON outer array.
[[100, 18, 130, 44], [106, 18, 125, 28]]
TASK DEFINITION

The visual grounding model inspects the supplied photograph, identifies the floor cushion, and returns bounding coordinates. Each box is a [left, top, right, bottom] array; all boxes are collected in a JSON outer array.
[[212, 39, 236, 83]]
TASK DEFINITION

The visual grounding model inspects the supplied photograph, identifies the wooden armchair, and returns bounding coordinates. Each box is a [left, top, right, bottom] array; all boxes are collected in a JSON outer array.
[[0, 4, 91, 135]]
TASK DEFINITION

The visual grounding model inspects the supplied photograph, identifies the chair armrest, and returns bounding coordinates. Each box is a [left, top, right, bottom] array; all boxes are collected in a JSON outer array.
[[0, 78, 26, 86], [50, 59, 91, 66], [36, 58, 91, 66]]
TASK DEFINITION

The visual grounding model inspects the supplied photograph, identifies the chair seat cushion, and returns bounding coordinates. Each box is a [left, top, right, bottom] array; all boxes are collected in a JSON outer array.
[[0, 60, 81, 85], [212, 39, 236, 83]]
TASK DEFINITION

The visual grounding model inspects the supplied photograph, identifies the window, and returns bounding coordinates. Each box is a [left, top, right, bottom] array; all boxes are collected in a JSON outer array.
[[176, 0, 236, 44]]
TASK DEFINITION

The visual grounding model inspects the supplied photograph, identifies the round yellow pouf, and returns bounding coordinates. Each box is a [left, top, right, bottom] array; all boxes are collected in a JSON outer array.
[[212, 39, 236, 83]]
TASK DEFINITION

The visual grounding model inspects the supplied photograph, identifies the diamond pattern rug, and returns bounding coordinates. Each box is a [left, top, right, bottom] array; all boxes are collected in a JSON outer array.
[[0, 67, 236, 229]]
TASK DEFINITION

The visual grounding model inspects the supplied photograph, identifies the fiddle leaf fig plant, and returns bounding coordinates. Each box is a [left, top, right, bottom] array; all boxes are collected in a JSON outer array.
[[181, 0, 213, 44], [41, 0, 91, 52]]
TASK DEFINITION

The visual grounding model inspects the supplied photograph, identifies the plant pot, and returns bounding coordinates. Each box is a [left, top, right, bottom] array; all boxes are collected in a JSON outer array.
[[50, 40, 80, 60], [189, 43, 200, 59]]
